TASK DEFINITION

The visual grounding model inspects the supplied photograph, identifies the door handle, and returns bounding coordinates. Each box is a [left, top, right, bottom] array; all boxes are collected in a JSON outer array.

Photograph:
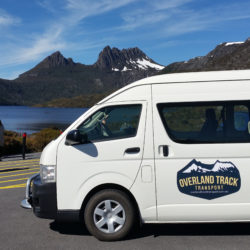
[[162, 145, 169, 157], [125, 147, 140, 154]]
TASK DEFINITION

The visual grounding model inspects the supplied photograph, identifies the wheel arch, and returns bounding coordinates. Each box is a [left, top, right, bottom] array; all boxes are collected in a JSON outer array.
[[80, 183, 141, 224]]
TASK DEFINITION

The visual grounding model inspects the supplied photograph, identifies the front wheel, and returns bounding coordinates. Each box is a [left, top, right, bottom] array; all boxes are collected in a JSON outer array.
[[84, 189, 135, 241]]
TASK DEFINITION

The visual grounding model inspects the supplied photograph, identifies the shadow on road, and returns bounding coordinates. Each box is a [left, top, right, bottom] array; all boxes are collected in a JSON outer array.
[[50, 221, 250, 239], [50, 221, 90, 236]]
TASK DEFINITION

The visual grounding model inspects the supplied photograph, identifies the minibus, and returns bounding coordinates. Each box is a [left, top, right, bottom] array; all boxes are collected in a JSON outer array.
[[22, 70, 250, 241]]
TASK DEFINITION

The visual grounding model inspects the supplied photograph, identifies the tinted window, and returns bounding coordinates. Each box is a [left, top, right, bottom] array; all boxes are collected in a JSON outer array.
[[158, 101, 250, 143], [234, 105, 249, 131], [78, 105, 142, 142]]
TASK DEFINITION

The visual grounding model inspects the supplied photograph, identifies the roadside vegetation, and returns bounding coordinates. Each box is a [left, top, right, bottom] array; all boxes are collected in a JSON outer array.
[[3, 128, 61, 155]]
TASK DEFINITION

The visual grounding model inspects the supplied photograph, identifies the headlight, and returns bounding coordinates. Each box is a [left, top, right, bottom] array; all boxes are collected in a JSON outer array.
[[40, 165, 56, 183]]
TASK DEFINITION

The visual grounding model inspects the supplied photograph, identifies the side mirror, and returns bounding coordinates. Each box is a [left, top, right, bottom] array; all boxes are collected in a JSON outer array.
[[65, 130, 83, 146]]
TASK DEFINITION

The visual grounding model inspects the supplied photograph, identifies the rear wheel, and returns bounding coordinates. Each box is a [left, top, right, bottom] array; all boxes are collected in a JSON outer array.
[[84, 189, 135, 241]]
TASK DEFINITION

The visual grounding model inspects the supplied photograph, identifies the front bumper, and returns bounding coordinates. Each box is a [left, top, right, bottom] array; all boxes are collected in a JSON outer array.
[[32, 174, 57, 219], [20, 173, 39, 209], [21, 174, 80, 222]]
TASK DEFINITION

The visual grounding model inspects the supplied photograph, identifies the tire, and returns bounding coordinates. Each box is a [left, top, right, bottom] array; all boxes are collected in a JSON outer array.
[[84, 189, 135, 241]]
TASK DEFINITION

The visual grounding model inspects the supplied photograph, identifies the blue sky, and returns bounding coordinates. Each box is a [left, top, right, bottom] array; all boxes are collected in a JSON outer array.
[[0, 0, 250, 79]]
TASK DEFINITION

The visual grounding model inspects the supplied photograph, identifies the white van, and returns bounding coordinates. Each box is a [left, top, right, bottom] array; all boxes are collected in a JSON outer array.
[[22, 70, 250, 241]]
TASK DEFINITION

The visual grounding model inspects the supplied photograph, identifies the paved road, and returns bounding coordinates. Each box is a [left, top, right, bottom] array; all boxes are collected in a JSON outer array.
[[1, 159, 250, 249], [1, 152, 41, 162], [0, 158, 40, 189]]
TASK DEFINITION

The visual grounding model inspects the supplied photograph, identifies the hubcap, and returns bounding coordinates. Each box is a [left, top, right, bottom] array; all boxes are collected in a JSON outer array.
[[93, 200, 126, 234]]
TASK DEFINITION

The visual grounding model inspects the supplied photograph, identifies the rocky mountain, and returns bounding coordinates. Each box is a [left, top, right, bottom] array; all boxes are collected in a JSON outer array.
[[0, 46, 163, 106], [95, 46, 163, 71], [1, 38, 250, 107], [20, 51, 75, 77], [161, 38, 250, 74]]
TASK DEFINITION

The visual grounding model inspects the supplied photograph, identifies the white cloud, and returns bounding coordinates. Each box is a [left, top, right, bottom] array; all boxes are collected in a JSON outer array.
[[17, 28, 66, 63], [152, 0, 193, 10], [116, 0, 250, 38], [1, 0, 137, 67], [160, 3, 250, 38], [121, 11, 168, 31], [0, 9, 20, 26], [65, 0, 137, 22], [36, 0, 58, 13], [118, 0, 193, 32], [27, 0, 137, 61], [0, 25, 66, 67], [66, 0, 135, 12], [1, 0, 250, 79]]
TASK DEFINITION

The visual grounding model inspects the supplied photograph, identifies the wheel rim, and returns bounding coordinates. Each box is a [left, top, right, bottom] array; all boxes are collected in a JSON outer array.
[[93, 200, 126, 234]]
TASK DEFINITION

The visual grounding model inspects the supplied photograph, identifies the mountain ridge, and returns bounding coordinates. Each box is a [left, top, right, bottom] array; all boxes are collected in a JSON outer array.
[[19, 46, 163, 80], [160, 37, 250, 74], [0, 46, 164, 106], [1, 38, 250, 107]]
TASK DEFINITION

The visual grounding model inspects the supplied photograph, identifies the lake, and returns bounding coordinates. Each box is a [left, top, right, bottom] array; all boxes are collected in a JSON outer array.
[[0, 106, 88, 134]]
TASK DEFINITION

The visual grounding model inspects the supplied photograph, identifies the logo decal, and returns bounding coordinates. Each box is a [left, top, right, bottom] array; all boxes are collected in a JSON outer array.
[[177, 159, 241, 200]]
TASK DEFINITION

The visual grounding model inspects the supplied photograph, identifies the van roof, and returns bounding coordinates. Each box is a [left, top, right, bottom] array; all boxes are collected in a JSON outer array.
[[99, 70, 250, 104]]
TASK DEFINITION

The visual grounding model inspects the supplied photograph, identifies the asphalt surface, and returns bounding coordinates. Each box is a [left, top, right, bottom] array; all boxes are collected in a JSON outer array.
[[1, 152, 41, 162], [1, 158, 250, 249]]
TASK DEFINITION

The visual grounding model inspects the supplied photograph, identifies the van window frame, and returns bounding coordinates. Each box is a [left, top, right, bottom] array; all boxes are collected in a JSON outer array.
[[157, 100, 250, 144], [77, 104, 143, 144]]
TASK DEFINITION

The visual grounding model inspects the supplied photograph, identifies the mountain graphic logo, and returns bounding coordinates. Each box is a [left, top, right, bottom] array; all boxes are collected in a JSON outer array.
[[177, 159, 241, 200]]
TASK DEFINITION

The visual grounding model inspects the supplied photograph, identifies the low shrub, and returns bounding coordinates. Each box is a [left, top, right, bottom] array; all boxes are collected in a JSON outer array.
[[3, 131, 23, 155], [28, 128, 61, 152], [3, 128, 61, 155]]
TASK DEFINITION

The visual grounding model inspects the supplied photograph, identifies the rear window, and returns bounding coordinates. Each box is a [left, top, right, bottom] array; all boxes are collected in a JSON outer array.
[[157, 101, 250, 143]]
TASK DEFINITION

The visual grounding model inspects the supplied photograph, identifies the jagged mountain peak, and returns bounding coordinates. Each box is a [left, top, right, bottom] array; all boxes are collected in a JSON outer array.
[[95, 46, 164, 72], [100, 46, 145, 57], [18, 51, 76, 78], [17, 46, 163, 81], [50, 50, 63, 57], [38, 51, 75, 68]]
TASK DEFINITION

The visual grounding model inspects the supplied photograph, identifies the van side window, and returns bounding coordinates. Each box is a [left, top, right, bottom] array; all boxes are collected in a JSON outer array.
[[77, 105, 142, 143], [234, 105, 249, 131], [157, 101, 250, 143]]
